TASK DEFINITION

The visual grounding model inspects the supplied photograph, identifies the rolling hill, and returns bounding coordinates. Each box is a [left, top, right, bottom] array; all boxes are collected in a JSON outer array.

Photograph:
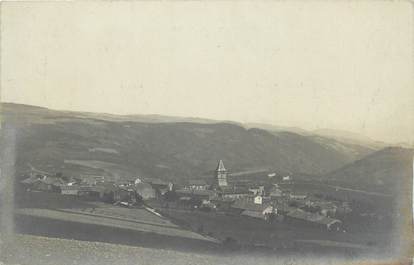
[[325, 147, 413, 193], [1, 103, 378, 182]]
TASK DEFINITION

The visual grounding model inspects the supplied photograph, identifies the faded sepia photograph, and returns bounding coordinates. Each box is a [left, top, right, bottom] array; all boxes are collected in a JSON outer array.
[[0, 1, 413, 265]]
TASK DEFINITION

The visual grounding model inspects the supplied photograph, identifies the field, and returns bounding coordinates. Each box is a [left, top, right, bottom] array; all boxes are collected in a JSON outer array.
[[151, 206, 391, 257], [2, 234, 407, 265], [13, 192, 218, 252], [12, 185, 396, 256]]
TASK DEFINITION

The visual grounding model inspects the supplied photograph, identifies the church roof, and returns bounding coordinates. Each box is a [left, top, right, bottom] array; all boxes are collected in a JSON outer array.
[[216, 160, 226, 171]]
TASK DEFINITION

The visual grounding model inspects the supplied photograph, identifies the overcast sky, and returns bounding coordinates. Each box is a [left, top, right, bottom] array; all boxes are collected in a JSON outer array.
[[1, 1, 413, 144]]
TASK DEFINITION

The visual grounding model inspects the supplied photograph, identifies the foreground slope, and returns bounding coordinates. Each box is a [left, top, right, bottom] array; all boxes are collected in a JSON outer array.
[[2, 234, 404, 265]]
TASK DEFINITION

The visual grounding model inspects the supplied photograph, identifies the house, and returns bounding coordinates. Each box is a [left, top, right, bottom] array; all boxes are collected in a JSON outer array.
[[231, 199, 274, 220], [267, 172, 276, 178], [115, 179, 136, 187], [43, 176, 65, 190], [282, 175, 291, 182], [177, 196, 197, 209], [218, 186, 252, 200], [60, 185, 80, 195], [242, 207, 273, 220], [81, 175, 105, 186], [272, 202, 296, 215], [22, 175, 65, 192], [78, 186, 104, 199], [157, 183, 174, 197], [285, 209, 342, 231], [168, 182, 174, 191], [21, 176, 42, 186], [269, 188, 283, 199], [60, 185, 102, 199], [135, 182, 156, 200], [96, 182, 119, 202], [185, 179, 209, 190], [249, 186, 265, 196], [289, 192, 307, 200], [304, 201, 339, 217], [113, 187, 138, 204], [175, 189, 217, 201], [254, 195, 263, 205], [145, 178, 169, 189]]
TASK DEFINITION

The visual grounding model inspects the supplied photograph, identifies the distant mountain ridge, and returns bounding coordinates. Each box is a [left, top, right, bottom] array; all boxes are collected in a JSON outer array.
[[2, 102, 379, 182]]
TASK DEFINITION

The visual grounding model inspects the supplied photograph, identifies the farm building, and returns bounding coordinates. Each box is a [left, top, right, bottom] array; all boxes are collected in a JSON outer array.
[[185, 179, 209, 190], [248, 186, 265, 196], [144, 178, 169, 190], [175, 189, 217, 201], [285, 209, 342, 231], [95, 182, 119, 202], [21, 175, 64, 192], [289, 192, 308, 200], [269, 187, 283, 199], [218, 187, 252, 200], [135, 182, 156, 200], [113, 187, 138, 204], [81, 175, 105, 186], [231, 199, 274, 220], [254, 195, 263, 205], [61, 185, 103, 199], [282, 176, 291, 182], [60, 185, 80, 195]]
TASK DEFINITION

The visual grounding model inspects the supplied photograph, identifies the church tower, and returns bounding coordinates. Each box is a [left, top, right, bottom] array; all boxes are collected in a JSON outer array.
[[215, 160, 228, 188]]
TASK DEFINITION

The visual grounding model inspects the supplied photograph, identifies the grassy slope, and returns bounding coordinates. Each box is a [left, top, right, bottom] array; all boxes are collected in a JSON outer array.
[[3, 103, 376, 182], [324, 147, 414, 193], [1, 234, 403, 265]]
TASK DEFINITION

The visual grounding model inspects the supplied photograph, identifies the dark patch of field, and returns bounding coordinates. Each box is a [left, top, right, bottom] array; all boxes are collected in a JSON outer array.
[[15, 190, 96, 210], [13, 214, 220, 254], [151, 206, 391, 257], [13, 190, 217, 245]]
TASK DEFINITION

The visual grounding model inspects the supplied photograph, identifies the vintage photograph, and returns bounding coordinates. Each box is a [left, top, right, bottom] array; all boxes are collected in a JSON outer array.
[[0, 1, 413, 265]]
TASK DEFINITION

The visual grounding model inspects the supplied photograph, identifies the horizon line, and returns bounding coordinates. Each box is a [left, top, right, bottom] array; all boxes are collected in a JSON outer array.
[[1, 100, 407, 147]]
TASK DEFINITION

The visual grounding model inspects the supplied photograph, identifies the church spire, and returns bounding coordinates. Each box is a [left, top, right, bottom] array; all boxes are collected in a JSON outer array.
[[215, 160, 228, 187], [216, 159, 226, 172]]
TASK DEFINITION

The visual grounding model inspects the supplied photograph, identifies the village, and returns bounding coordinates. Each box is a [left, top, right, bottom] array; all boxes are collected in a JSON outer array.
[[19, 160, 355, 238]]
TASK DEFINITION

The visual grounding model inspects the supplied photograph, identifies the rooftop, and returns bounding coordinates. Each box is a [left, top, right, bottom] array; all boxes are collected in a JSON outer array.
[[176, 189, 217, 197], [231, 199, 271, 212], [216, 160, 226, 172], [219, 186, 251, 195], [286, 209, 341, 226]]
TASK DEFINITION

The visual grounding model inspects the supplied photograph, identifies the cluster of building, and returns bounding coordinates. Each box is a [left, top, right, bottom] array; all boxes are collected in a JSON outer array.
[[20, 173, 172, 206], [20, 160, 351, 231], [167, 160, 351, 231]]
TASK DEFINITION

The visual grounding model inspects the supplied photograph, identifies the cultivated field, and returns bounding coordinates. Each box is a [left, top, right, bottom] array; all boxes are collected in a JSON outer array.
[[154, 207, 391, 257], [13, 192, 218, 252]]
